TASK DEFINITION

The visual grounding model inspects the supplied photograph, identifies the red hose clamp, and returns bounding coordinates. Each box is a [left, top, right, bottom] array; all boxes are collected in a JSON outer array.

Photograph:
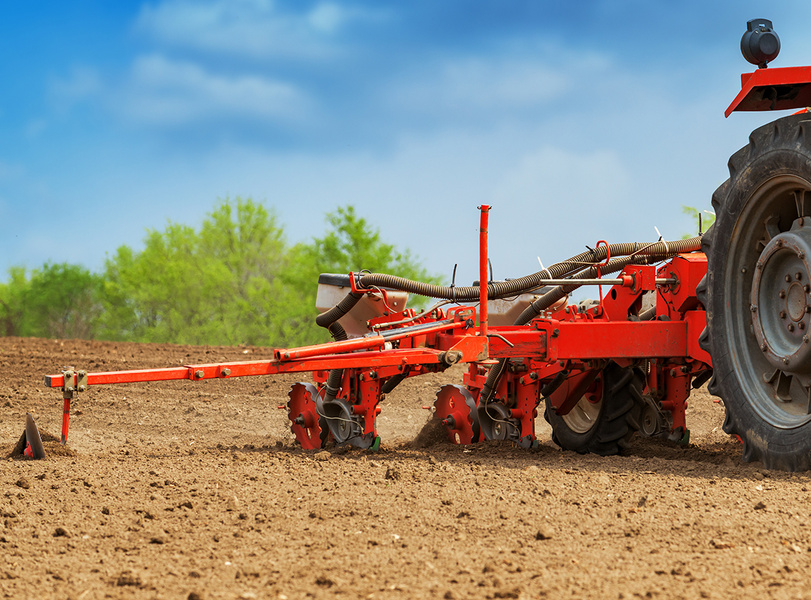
[[348, 272, 368, 294]]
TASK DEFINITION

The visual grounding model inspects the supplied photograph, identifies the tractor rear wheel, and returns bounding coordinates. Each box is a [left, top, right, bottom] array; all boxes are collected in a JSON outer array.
[[698, 112, 811, 471], [544, 362, 643, 455]]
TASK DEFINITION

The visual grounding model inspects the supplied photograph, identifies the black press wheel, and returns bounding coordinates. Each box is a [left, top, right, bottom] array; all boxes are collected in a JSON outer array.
[[544, 362, 642, 455], [698, 112, 811, 471]]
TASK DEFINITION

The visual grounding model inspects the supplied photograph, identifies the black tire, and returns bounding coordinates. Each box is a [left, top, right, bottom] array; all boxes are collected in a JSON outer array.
[[544, 362, 642, 455], [698, 112, 811, 471]]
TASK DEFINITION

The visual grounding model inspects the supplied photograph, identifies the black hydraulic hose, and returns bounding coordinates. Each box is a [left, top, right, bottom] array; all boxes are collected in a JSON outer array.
[[480, 250, 681, 407], [540, 370, 569, 398], [315, 291, 364, 405], [638, 306, 656, 321], [514, 253, 669, 326], [358, 237, 701, 302], [316, 291, 364, 331], [315, 237, 701, 411]]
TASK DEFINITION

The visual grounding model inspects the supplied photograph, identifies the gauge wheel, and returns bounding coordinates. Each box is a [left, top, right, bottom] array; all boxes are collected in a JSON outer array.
[[544, 362, 642, 455], [698, 112, 811, 471]]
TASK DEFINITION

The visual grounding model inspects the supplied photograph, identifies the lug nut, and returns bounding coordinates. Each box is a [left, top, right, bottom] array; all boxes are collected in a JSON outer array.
[[797, 272, 804, 280], [784, 358, 791, 365], [780, 311, 787, 319], [751, 304, 758, 312], [786, 275, 792, 282], [761, 343, 768, 351], [800, 252, 806, 259], [800, 322, 806, 330], [788, 324, 795, 332], [779, 290, 786, 298], [741, 267, 747, 274]]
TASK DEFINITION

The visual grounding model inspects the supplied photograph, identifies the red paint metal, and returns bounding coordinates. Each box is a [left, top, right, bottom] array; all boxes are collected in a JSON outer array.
[[725, 66, 811, 117], [478, 205, 491, 341]]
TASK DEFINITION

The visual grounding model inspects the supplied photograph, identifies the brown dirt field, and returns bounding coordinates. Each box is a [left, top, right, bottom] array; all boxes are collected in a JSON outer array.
[[2, 336, 811, 600]]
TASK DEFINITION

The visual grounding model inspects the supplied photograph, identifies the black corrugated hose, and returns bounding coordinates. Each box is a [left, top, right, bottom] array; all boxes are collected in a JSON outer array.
[[316, 236, 701, 409]]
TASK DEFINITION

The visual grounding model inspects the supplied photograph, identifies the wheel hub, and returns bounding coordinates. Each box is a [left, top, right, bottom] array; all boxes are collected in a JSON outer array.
[[321, 398, 362, 444], [478, 401, 519, 441], [751, 218, 811, 386]]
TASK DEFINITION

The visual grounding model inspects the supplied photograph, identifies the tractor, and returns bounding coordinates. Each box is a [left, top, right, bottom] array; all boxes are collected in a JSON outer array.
[[41, 19, 811, 471]]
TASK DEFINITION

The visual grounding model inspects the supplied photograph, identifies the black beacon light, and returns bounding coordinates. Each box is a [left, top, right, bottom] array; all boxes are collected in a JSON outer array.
[[741, 18, 780, 68]]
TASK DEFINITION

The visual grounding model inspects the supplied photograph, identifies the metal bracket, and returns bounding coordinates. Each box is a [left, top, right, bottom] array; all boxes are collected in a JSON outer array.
[[62, 369, 88, 396], [60, 369, 87, 445]]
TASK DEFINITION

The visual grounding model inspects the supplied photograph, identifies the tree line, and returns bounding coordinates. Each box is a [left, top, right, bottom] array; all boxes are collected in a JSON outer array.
[[0, 198, 438, 347]]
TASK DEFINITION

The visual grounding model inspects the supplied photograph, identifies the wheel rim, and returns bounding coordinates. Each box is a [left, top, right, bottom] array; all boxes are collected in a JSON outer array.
[[727, 175, 811, 427], [561, 395, 602, 434]]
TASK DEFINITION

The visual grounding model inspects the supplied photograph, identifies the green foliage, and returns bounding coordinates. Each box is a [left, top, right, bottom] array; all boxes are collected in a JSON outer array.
[[0, 263, 102, 338], [1, 199, 438, 346], [100, 198, 295, 346], [95, 199, 439, 347], [682, 206, 715, 238], [283, 205, 442, 343]]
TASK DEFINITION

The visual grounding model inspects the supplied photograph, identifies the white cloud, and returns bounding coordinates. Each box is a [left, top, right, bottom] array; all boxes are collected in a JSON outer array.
[[118, 54, 309, 125], [135, 0, 381, 60], [493, 146, 630, 210], [49, 66, 103, 113], [384, 49, 609, 122]]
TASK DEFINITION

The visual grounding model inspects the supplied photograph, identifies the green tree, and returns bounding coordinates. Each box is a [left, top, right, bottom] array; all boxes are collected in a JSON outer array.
[[682, 206, 715, 238], [5, 199, 440, 348], [0, 267, 28, 336], [100, 197, 296, 346], [0, 263, 102, 339], [286, 205, 442, 343]]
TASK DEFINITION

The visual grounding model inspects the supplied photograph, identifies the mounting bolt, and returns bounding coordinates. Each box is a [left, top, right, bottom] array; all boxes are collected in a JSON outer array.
[[800, 252, 806, 260], [777, 240, 784, 248], [750, 304, 758, 313], [761, 343, 768, 351], [780, 311, 787, 319], [741, 267, 747, 274], [779, 290, 786, 298], [806, 285, 811, 293], [805, 335, 810, 344], [786, 275, 792, 283], [801, 322, 806, 330], [195, 370, 204, 379], [798, 272, 804, 280], [788, 324, 795, 332], [757, 261, 764, 270]]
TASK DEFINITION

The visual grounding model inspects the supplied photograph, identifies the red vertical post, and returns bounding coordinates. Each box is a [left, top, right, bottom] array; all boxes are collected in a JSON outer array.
[[61, 395, 71, 444], [478, 205, 491, 340]]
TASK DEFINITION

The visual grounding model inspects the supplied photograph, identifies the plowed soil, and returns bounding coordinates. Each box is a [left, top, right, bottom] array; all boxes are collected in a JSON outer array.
[[2, 336, 811, 600]]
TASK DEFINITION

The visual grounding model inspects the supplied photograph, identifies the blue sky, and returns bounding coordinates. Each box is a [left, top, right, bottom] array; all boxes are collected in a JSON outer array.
[[2, 1, 810, 287]]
